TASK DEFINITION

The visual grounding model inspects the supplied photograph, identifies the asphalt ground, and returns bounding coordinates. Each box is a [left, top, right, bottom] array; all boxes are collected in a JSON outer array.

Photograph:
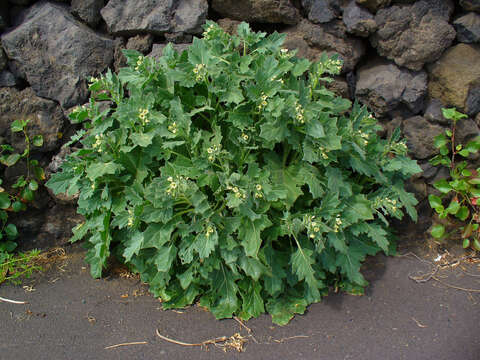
[[1, 234, 479, 360]]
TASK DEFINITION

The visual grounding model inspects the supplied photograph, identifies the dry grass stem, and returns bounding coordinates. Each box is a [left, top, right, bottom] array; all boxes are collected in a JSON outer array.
[[411, 317, 428, 328], [0, 296, 28, 304], [105, 341, 147, 350], [155, 329, 247, 352], [273, 335, 310, 343]]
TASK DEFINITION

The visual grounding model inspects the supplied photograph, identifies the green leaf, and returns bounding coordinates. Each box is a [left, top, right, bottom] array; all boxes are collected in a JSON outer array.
[[428, 194, 443, 210], [239, 255, 267, 281], [154, 245, 177, 272], [456, 206, 469, 221], [143, 223, 175, 249], [28, 180, 38, 191], [1, 153, 21, 167], [122, 231, 144, 261], [445, 200, 460, 215], [266, 294, 307, 326], [238, 216, 272, 258], [431, 224, 445, 239], [433, 134, 448, 148], [10, 119, 25, 133], [463, 238, 470, 248], [0, 192, 10, 209], [473, 239, 480, 251], [208, 264, 239, 319], [32, 135, 43, 147], [306, 120, 325, 138], [131, 132, 154, 147], [193, 230, 218, 259], [292, 58, 311, 76], [5, 224, 18, 239], [86, 162, 123, 181], [239, 282, 265, 320], [335, 240, 371, 286], [290, 243, 322, 299], [344, 195, 374, 224]]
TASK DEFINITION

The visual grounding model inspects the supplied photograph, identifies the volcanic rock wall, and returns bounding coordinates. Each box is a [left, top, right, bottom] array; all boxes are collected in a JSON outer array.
[[0, 0, 479, 246]]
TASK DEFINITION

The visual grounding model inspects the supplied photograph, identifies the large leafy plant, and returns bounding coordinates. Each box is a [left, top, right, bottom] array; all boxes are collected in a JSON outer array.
[[47, 22, 420, 325]]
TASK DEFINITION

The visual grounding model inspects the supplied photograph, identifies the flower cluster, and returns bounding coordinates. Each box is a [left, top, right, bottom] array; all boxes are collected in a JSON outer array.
[[390, 141, 409, 155], [295, 102, 305, 124], [319, 146, 329, 160], [374, 197, 398, 212], [205, 225, 214, 238], [257, 93, 268, 111], [202, 23, 216, 40], [270, 75, 284, 85], [138, 108, 149, 125], [193, 63, 206, 82], [206, 144, 221, 161], [166, 176, 187, 197], [135, 56, 144, 71], [356, 130, 369, 146], [92, 134, 104, 152], [279, 48, 293, 59], [254, 184, 263, 199], [303, 215, 322, 239], [127, 208, 134, 227], [226, 185, 246, 199], [168, 121, 178, 134], [324, 57, 342, 74], [333, 215, 342, 233]]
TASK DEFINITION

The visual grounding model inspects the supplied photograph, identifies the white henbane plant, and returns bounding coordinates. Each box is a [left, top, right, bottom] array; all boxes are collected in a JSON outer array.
[[47, 21, 421, 325]]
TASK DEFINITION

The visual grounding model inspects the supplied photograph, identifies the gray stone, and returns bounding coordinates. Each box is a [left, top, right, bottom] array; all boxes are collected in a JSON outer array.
[[456, 118, 480, 146], [172, 0, 209, 34], [403, 116, 444, 159], [371, 0, 456, 71], [302, 0, 340, 24], [343, 0, 376, 37], [148, 43, 190, 59], [355, 59, 427, 117], [419, 161, 438, 181], [211, 0, 300, 25], [0, 70, 16, 87], [286, 20, 365, 73], [127, 34, 154, 54], [0, 45, 6, 71], [355, 0, 390, 12], [101, 0, 208, 36], [454, 13, 480, 44], [424, 98, 448, 125], [71, 0, 105, 28], [428, 44, 480, 116], [459, 0, 480, 12], [0, 87, 64, 153], [1, 2, 114, 109]]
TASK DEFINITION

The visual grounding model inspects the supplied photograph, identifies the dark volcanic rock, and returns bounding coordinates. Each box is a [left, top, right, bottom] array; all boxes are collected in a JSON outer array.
[[343, 0, 377, 37], [459, 0, 480, 12], [371, 0, 456, 71], [355, 0, 391, 12], [101, 0, 208, 36], [0, 87, 64, 153], [113, 34, 154, 71], [424, 98, 448, 125], [428, 44, 480, 116], [403, 116, 444, 159], [1, 2, 114, 108], [212, 0, 300, 25], [217, 18, 242, 35], [454, 12, 480, 44], [355, 59, 427, 117], [284, 20, 365, 73], [0, 70, 17, 87], [456, 118, 480, 146], [301, 0, 340, 24], [71, 0, 105, 28], [0, 46, 7, 71]]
